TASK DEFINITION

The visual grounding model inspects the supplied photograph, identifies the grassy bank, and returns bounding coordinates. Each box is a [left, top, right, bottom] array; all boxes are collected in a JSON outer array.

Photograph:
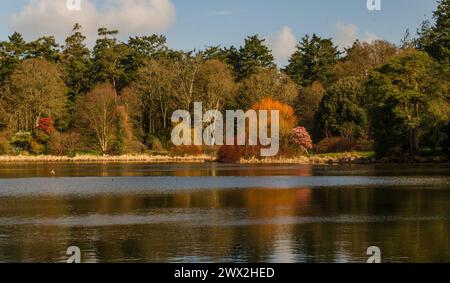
[[241, 152, 375, 164], [0, 154, 215, 163], [242, 152, 450, 164], [0, 152, 373, 164], [1, 151, 447, 164]]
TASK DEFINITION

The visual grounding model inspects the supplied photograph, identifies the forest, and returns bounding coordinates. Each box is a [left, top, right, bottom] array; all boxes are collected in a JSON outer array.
[[0, 0, 448, 161]]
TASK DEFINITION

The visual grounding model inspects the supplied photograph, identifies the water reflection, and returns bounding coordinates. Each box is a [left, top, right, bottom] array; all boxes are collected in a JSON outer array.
[[0, 163, 449, 263], [2, 162, 450, 178]]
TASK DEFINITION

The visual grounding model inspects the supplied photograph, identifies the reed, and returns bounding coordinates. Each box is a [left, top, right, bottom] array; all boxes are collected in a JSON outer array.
[[240, 152, 371, 164], [0, 154, 216, 163], [0, 152, 373, 164]]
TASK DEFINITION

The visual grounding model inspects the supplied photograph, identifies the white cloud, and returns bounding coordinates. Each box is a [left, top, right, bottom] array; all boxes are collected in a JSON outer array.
[[9, 0, 176, 44], [335, 21, 378, 50], [267, 26, 297, 67], [335, 21, 359, 49], [362, 31, 379, 43]]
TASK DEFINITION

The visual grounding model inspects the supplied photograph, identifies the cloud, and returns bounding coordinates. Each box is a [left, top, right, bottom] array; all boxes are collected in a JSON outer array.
[[335, 22, 359, 49], [334, 21, 378, 49], [267, 26, 297, 67], [363, 31, 378, 43], [9, 0, 176, 44]]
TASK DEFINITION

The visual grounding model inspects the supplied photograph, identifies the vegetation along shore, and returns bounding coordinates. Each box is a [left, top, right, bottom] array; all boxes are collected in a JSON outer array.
[[0, 1, 448, 162], [0, 151, 448, 164]]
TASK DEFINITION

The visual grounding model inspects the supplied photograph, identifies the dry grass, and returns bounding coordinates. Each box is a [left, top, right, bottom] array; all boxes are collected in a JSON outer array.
[[241, 152, 372, 164], [0, 152, 372, 164], [0, 154, 216, 163]]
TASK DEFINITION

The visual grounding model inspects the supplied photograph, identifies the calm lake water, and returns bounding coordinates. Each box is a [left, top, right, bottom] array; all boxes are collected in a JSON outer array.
[[0, 163, 449, 263]]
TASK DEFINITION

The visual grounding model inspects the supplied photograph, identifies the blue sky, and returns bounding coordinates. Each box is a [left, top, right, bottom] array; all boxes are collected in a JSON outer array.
[[167, 0, 435, 48], [0, 0, 440, 65]]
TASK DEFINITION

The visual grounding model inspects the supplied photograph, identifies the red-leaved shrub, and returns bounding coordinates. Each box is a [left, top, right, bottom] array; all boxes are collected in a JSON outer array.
[[170, 145, 205, 156], [290, 127, 313, 153], [217, 136, 262, 163], [37, 118, 54, 135]]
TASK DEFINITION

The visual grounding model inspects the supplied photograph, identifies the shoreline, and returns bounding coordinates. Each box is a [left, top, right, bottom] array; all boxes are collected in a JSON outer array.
[[0, 153, 448, 164], [0, 154, 216, 163]]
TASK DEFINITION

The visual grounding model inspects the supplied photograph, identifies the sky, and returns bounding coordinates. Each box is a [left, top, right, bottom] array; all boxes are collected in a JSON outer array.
[[0, 0, 440, 66]]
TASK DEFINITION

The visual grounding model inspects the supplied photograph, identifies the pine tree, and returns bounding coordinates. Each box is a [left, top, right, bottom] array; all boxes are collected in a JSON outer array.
[[92, 28, 129, 95], [285, 34, 340, 87], [418, 0, 449, 62], [62, 23, 91, 99], [237, 35, 275, 80], [0, 32, 27, 85]]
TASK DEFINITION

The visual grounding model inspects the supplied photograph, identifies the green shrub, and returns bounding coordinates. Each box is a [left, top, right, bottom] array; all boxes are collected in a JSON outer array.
[[30, 139, 45, 154], [150, 136, 164, 151], [11, 132, 32, 151]]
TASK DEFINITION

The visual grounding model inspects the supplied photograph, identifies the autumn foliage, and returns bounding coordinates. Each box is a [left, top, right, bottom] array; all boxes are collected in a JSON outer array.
[[218, 98, 298, 162], [250, 97, 297, 138], [37, 118, 54, 135], [290, 127, 313, 153], [0, 1, 448, 158], [217, 136, 261, 163]]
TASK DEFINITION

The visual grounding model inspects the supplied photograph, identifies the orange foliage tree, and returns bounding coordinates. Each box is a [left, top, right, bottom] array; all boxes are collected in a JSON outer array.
[[250, 97, 297, 140], [218, 98, 297, 162]]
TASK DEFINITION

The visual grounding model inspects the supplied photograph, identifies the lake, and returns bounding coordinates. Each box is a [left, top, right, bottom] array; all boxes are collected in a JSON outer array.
[[0, 163, 449, 263]]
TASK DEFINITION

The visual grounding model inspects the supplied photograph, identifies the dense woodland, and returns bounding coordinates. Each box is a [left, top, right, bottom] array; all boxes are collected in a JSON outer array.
[[0, 0, 449, 160]]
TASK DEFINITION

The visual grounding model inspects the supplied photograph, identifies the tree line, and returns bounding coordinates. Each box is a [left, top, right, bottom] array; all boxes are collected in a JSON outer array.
[[0, 0, 448, 158]]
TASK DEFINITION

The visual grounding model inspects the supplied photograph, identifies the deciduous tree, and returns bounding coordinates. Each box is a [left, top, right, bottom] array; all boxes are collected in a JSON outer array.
[[196, 59, 236, 110], [295, 81, 326, 137], [251, 97, 297, 139], [6, 58, 67, 133], [132, 58, 177, 136], [238, 68, 298, 109], [75, 83, 119, 154], [329, 40, 398, 82], [366, 50, 449, 157]]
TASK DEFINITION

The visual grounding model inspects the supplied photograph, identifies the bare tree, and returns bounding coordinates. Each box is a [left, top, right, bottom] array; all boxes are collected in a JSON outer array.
[[196, 59, 236, 111], [173, 55, 202, 111], [238, 68, 298, 109], [132, 59, 177, 134], [75, 83, 118, 154]]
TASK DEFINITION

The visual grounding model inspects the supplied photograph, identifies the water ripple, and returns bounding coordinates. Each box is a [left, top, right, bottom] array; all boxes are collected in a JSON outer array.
[[0, 176, 449, 197]]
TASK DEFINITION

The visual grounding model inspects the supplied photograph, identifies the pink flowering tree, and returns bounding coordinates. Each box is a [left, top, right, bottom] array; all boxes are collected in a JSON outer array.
[[290, 127, 313, 154]]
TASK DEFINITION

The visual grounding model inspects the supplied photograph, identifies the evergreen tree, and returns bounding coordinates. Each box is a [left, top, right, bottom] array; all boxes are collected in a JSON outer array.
[[417, 0, 449, 62], [0, 32, 27, 85], [285, 34, 340, 87], [62, 23, 91, 99], [236, 35, 275, 80], [92, 28, 129, 95], [315, 77, 367, 140], [123, 35, 168, 85], [26, 36, 61, 63]]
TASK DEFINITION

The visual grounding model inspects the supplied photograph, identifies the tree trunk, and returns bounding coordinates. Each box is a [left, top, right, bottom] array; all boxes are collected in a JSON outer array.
[[409, 129, 417, 157]]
